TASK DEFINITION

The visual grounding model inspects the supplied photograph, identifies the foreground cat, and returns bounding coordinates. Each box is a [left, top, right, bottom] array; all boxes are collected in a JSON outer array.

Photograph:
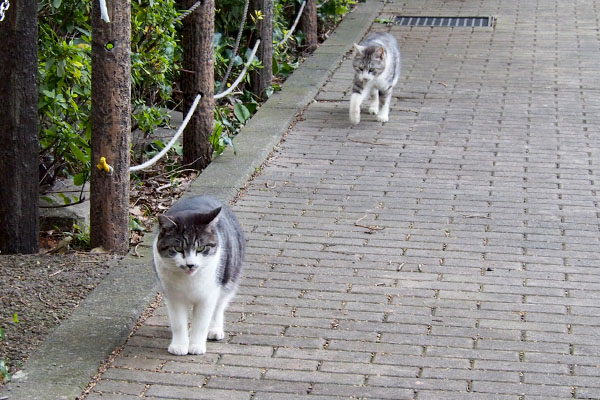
[[349, 32, 401, 125], [153, 195, 244, 355]]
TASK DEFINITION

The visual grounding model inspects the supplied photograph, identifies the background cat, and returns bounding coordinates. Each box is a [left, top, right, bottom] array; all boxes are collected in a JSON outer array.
[[153, 195, 244, 355], [349, 32, 402, 124]]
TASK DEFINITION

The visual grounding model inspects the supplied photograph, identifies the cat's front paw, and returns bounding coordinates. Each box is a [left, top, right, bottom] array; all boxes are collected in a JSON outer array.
[[368, 104, 379, 115], [208, 327, 225, 341], [188, 342, 207, 355], [168, 342, 189, 356], [349, 111, 360, 125], [376, 113, 389, 123]]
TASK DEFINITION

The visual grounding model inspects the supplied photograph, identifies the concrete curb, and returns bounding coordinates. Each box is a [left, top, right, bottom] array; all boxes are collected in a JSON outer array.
[[1, 2, 383, 399]]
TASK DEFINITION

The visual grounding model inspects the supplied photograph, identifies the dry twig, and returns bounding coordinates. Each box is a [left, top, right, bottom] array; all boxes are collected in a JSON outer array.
[[348, 138, 390, 146], [354, 215, 385, 231]]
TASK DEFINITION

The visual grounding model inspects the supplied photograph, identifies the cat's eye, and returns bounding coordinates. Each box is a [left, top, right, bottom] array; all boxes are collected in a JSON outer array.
[[174, 246, 183, 253], [196, 245, 206, 253], [369, 68, 375, 73]]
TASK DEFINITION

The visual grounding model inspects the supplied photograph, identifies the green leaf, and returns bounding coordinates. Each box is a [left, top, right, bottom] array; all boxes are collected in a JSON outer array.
[[13, 313, 19, 323], [245, 102, 258, 114], [233, 104, 251, 124], [73, 172, 87, 186], [152, 139, 166, 150], [129, 218, 145, 232], [214, 32, 222, 46], [41, 196, 55, 205], [264, 86, 275, 99], [69, 142, 89, 164], [42, 89, 55, 99], [58, 193, 72, 205]]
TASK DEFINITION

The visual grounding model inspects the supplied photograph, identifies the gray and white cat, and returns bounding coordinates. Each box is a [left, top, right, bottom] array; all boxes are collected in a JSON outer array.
[[349, 32, 401, 125], [153, 195, 244, 355]]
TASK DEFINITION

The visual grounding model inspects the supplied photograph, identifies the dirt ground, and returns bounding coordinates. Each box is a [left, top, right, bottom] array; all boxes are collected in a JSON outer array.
[[0, 169, 196, 387], [0, 252, 118, 382]]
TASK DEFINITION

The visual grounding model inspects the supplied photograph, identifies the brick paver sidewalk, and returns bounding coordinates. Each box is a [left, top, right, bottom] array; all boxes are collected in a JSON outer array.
[[87, 0, 600, 398]]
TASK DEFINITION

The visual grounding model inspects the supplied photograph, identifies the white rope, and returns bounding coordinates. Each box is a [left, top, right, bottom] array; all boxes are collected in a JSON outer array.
[[127, 2, 260, 171], [99, 0, 110, 22], [214, 39, 260, 100], [317, 0, 330, 9], [0, 0, 10, 22], [173, 0, 202, 23], [129, 94, 202, 172], [129, 39, 258, 172], [276, 0, 306, 48], [217, 0, 251, 94]]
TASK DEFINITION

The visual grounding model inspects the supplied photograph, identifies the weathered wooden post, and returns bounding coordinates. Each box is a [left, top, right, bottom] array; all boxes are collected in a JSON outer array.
[[300, 0, 317, 52], [0, 0, 40, 254], [250, 0, 273, 99], [181, 0, 215, 171], [90, 0, 131, 253]]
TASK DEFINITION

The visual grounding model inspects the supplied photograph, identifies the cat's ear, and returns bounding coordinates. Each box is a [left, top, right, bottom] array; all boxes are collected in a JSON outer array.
[[374, 47, 386, 60], [194, 207, 221, 227], [353, 43, 365, 54], [206, 207, 222, 226], [158, 215, 177, 231]]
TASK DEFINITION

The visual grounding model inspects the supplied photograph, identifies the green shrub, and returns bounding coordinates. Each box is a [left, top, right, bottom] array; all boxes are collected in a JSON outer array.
[[38, 0, 181, 187], [38, 0, 356, 186]]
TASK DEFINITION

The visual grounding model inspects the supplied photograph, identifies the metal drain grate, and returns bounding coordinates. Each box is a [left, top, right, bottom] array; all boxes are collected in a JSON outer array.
[[393, 16, 495, 28]]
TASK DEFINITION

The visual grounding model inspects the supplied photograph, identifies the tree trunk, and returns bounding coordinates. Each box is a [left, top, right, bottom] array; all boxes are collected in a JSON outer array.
[[300, 0, 318, 53], [181, 0, 214, 171], [0, 0, 40, 254], [90, 0, 131, 254], [250, 0, 273, 99]]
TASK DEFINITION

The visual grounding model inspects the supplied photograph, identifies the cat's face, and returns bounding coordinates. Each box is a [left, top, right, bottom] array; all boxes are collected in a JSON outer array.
[[156, 208, 221, 276], [353, 44, 386, 81]]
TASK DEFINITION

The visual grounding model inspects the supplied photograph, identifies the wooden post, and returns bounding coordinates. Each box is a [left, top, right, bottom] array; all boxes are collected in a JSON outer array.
[[300, 0, 318, 53], [181, 0, 214, 171], [250, 0, 273, 99], [90, 0, 131, 253], [0, 0, 40, 254]]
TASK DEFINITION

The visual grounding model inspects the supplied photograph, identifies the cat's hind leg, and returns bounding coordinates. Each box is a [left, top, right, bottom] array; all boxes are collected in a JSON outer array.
[[208, 290, 235, 341], [377, 89, 393, 123], [368, 87, 379, 115]]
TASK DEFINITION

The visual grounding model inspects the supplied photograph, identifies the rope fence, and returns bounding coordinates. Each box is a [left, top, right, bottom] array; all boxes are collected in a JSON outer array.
[[276, 0, 306, 48], [129, 94, 202, 172], [173, 0, 203, 23], [99, 0, 309, 173], [317, 0, 331, 9], [0, 0, 10, 22], [217, 0, 251, 94], [99, 0, 109, 22], [214, 39, 260, 100]]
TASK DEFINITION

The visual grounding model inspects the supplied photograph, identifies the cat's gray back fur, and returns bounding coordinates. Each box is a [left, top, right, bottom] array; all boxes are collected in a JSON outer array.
[[163, 195, 244, 288], [360, 32, 401, 84]]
